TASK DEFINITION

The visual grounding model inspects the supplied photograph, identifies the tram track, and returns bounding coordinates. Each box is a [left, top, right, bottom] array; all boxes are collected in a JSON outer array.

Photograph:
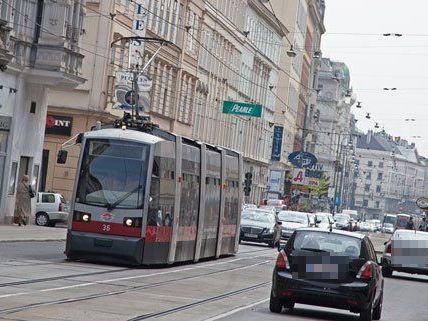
[[0, 246, 274, 289], [127, 281, 271, 321], [0, 257, 272, 316]]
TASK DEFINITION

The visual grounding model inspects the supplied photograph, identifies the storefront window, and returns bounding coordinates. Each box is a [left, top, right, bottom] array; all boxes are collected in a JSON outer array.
[[0, 131, 7, 153], [32, 165, 39, 192], [8, 162, 17, 195]]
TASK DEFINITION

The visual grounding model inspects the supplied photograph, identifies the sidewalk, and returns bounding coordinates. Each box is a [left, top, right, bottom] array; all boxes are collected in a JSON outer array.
[[0, 225, 67, 243]]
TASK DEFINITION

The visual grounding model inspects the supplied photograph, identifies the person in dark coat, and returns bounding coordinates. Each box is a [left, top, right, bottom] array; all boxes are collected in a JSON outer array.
[[14, 175, 31, 226]]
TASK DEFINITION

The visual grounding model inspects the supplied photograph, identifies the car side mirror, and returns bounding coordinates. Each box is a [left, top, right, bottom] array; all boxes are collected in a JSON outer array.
[[383, 241, 388, 245], [316, 219, 322, 224], [57, 150, 68, 164], [277, 221, 282, 226]]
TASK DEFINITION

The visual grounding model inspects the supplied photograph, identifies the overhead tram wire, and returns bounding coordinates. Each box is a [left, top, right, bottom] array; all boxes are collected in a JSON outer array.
[[80, 2, 296, 114]]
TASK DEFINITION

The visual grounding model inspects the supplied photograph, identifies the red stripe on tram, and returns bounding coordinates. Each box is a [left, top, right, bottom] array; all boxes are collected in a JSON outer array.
[[72, 221, 141, 238], [145, 226, 172, 243], [222, 224, 237, 237]]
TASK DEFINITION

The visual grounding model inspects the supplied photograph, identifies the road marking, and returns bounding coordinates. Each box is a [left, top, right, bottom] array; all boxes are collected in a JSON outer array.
[[0, 255, 272, 299], [202, 298, 269, 321]]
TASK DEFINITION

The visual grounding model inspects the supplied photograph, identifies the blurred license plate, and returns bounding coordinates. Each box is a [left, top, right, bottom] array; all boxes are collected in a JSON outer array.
[[245, 233, 258, 238], [306, 263, 338, 274]]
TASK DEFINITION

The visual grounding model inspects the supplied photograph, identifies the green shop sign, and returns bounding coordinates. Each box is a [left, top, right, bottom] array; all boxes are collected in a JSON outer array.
[[222, 101, 262, 117]]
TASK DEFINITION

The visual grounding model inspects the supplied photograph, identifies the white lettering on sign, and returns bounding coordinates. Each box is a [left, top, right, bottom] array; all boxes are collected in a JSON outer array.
[[231, 104, 253, 114], [55, 120, 71, 127]]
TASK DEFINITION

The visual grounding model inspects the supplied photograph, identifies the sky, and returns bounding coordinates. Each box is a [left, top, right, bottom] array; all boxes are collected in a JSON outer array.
[[321, 0, 428, 156]]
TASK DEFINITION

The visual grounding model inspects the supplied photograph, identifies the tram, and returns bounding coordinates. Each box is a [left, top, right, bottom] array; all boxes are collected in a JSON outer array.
[[58, 114, 243, 265]]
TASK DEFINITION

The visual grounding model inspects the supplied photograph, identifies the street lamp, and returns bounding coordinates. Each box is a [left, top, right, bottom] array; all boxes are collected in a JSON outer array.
[[287, 45, 297, 58], [383, 33, 403, 37]]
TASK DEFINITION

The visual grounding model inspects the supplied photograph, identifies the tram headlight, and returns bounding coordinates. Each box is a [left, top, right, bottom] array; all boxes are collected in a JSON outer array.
[[125, 218, 133, 227], [73, 211, 91, 223]]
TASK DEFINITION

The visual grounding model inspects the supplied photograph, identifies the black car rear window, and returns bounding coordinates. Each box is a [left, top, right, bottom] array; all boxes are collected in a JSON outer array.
[[292, 231, 362, 257]]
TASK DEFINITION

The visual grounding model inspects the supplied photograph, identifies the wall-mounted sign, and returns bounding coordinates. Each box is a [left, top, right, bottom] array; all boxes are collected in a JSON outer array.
[[0, 116, 11, 131], [222, 101, 262, 117], [268, 170, 282, 193], [45, 115, 73, 136], [113, 71, 152, 113], [288, 151, 318, 168], [271, 126, 283, 161]]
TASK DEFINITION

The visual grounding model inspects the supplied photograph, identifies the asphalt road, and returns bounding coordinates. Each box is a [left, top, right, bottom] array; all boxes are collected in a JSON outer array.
[[0, 240, 426, 321]]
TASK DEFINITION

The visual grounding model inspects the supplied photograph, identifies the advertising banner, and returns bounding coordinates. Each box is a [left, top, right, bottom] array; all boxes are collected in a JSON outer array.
[[268, 170, 282, 193], [271, 126, 284, 161]]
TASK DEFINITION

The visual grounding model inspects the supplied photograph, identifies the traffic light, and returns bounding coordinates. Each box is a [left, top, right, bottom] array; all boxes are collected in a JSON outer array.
[[244, 172, 253, 196]]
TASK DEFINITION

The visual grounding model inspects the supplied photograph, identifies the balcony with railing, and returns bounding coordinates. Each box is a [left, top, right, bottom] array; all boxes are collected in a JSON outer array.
[[6, 0, 85, 88], [0, 18, 13, 71]]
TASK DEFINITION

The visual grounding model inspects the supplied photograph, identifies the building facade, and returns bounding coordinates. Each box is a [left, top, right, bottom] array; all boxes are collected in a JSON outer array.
[[192, 0, 286, 203], [353, 131, 425, 218], [0, 0, 85, 223], [314, 58, 356, 200]]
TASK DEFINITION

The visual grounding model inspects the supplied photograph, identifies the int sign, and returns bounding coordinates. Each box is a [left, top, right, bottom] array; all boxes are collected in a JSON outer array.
[[223, 101, 262, 117]]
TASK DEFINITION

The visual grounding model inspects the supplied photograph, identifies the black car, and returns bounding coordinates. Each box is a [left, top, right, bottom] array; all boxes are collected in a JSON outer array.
[[270, 228, 383, 321], [239, 209, 282, 247]]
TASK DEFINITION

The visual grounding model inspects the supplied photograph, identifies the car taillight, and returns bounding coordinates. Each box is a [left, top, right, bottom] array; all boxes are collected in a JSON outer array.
[[357, 261, 373, 280], [386, 243, 391, 254], [276, 250, 290, 270]]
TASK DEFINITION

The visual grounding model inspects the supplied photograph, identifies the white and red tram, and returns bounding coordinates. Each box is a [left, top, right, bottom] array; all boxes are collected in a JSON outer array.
[[61, 121, 243, 265]]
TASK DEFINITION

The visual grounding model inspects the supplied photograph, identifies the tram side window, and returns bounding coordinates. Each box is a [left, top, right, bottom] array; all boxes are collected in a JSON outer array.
[[148, 156, 175, 227]]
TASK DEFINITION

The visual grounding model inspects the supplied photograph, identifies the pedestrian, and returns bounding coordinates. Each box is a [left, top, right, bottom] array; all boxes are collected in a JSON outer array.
[[419, 217, 427, 232], [14, 175, 33, 226], [406, 216, 414, 230]]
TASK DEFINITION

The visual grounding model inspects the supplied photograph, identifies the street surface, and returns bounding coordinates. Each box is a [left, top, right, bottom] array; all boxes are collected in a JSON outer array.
[[0, 239, 427, 321]]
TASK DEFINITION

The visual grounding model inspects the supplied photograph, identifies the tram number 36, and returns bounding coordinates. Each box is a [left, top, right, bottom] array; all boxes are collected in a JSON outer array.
[[102, 224, 111, 232]]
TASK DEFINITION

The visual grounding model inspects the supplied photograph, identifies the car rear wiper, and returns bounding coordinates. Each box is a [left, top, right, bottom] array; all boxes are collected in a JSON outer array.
[[300, 247, 329, 253]]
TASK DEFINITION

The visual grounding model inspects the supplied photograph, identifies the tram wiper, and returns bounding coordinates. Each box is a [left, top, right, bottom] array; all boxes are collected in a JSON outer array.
[[107, 185, 143, 211]]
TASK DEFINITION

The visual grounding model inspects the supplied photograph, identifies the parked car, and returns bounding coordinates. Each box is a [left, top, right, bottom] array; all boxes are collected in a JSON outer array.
[[270, 228, 384, 321], [242, 203, 257, 210], [266, 199, 287, 212], [381, 229, 428, 277], [334, 213, 352, 231], [239, 209, 282, 247], [277, 211, 310, 240], [314, 212, 333, 229], [35, 192, 69, 227], [359, 221, 376, 233], [395, 214, 411, 229], [367, 219, 381, 232], [381, 223, 394, 234]]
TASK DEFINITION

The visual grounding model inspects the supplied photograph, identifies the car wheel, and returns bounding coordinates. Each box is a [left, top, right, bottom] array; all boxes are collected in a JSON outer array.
[[382, 266, 393, 277], [372, 293, 383, 320], [269, 292, 283, 313], [359, 302, 373, 321], [35, 213, 50, 227], [283, 302, 295, 310]]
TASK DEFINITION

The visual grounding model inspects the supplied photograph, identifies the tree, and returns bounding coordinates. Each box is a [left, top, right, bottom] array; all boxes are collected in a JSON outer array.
[[312, 176, 330, 198]]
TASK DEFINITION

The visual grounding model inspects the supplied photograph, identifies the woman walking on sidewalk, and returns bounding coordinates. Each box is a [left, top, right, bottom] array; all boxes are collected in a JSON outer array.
[[14, 175, 33, 226]]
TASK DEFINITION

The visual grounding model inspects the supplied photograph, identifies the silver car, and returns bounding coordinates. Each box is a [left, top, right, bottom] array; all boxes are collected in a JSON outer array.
[[277, 211, 310, 239], [381, 229, 428, 277], [35, 192, 69, 227]]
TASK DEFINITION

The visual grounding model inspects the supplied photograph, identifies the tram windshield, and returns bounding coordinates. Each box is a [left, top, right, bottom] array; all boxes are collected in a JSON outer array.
[[76, 139, 150, 209]]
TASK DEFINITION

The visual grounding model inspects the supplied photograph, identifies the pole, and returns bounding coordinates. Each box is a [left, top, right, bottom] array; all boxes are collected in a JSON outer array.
[[332, 133, 342, 213], [133, 69, 139, 118]]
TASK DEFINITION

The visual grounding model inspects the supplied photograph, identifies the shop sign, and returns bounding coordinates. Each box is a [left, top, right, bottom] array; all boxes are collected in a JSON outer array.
[[268, 170, 282, 193], [288, 151, 318, 168], [0, 116, 11, 131], [45, 115, 73, 136], [271, 126, 283, 161]]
